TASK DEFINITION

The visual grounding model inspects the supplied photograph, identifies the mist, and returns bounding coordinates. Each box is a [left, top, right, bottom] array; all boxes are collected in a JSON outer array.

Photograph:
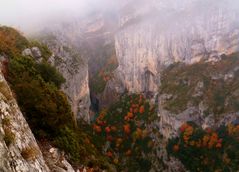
[[0, 0, 121, 32], [0, 0, 239, 34]]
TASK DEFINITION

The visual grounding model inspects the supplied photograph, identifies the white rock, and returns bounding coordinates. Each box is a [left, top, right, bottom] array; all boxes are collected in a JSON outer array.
[[31, 47, 42, 58]]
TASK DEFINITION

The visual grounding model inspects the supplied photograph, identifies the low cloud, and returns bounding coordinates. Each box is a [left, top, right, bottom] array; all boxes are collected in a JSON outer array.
[[0, 0, 120, 32]]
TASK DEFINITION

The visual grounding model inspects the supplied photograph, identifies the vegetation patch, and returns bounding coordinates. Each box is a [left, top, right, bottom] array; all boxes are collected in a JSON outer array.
[[21, 145, 40, 161], [160, 53, 239, 117], [0, 80, 12, 101], [2, 117, 11, 126], [7, 56, 74, 137], [54, 126, 110, 169], [2, 117, 15, 146], [0, 26, 30, 57], [0, 26, 112, 170], [35, 62, 65, 89], [90, 43, 118, 94], [3, 128, 15, 146], [6, 56, 105, 167], [29, 40, 52, 60], [167, 122, 239, 172], [91, 94, 158, 171]]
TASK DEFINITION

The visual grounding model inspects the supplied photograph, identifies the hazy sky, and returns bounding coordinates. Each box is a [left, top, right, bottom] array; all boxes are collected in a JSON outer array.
[[0, 0, 118, 31], [1, 0, 238, 33]]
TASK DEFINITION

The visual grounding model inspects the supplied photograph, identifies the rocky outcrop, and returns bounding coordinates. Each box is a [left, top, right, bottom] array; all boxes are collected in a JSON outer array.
[[22, 47, 43, 63], [159, 84, 239, 139], [41, 36, 91, 122], [40, 144, 76, 172], [0, 70, 50, 172], [37, 12, 119, 113]]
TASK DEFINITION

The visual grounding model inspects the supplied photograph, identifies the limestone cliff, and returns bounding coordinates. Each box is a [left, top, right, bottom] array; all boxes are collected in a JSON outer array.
[[0, 70, 50, 172], [32, 0, 239, 136], [37, 13, 119, 113], [40, 35, 91, 122], [99, 0, 239, 141], [113, 0, 239, 95], [0, 55, 81, 172]]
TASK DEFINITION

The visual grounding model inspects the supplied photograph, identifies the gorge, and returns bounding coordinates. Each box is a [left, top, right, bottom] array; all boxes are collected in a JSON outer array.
[[0, 0, 239, 171]]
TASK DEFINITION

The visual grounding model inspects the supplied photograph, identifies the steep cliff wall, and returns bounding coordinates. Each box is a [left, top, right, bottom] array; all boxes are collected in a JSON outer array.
[[40, 35, 91, 122], [0, 71, 50, 172], [33, 0, 239, 131], [114, 0, 239, 94], [106, 0, 239, 140], [37, 13, 119, 113]]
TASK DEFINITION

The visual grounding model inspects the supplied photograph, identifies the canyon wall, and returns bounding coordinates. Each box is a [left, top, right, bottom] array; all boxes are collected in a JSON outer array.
[[113, 0, 239, 94], [41, 34, 91, 122], [112, 0, 239, 138]]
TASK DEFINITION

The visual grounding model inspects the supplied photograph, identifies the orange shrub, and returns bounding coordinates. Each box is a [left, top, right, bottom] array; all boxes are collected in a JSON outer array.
[[180, 123, 189, 132], [111, 126, 117, 132], [106, 151, 113, 158], [125, 149, 132, 156], [173, 144, 180, 152], [133, 108, 138, 113], [105, 126, 111, 133], [93, 125, 102, 133], [127, 112, 134, 119], [139, 105, 145, 114], [123, 124, 131, 135], [107, 135, 113, 142]]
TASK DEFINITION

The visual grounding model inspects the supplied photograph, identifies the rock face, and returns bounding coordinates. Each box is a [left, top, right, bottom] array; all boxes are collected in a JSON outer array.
[[113, 0, 239, 94], [0, 70, 50, 172], [41, 36, 91, 122], [105, 0, 239, 140], [40, 145, 75, 172], [33, 0, 239, 132], [158, 54, 239, 138], [37, 13, 119, 114], [159, 98, 239, 139], [22, 47, 43, 63]]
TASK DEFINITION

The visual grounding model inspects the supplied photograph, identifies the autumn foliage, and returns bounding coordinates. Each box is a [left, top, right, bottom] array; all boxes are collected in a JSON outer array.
[[168, 122, 239, 172], [0, 26, 29, 57], [92, 94, 157, 171]]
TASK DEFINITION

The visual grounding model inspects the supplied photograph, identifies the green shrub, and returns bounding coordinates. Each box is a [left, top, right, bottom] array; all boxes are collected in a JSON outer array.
[[55, 126, 110, 169], [2, 27, 112, 169], [55, 127, 82, 162], [7, 55, 111, 169], [35, 62, 65, 88], [8, 56, 74, 137]]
